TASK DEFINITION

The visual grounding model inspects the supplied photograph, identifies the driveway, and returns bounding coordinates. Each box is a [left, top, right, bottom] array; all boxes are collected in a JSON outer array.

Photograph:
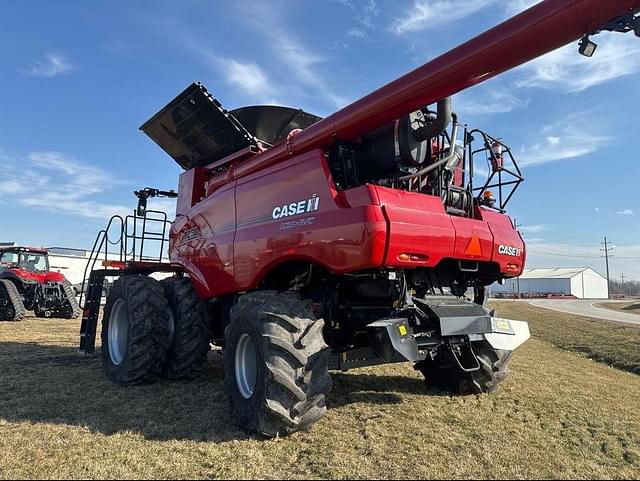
[[528, 299, 640, 326]]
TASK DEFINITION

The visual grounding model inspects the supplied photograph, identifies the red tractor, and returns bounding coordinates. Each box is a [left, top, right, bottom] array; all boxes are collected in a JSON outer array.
[[0, 246, 80, 321], [79, 0, 640, 437]]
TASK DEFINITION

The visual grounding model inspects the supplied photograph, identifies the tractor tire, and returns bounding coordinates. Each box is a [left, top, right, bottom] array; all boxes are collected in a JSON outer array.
[[101, 276, 172, 385], [161, 277, 211, 380], [224, 291, 332, 437], [58, 281, 81, 319], [415, 342, 512, 394], [0, 279, 26, 322]]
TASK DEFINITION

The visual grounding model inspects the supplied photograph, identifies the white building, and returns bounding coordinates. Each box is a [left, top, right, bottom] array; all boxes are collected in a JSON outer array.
[[490, 267, 609, 299], [47, 247, 96, 285]]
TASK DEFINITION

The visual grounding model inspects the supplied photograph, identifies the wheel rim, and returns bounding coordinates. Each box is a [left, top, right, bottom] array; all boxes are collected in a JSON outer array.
[[108, 299, 128, 366], [235, 334, 258, 399]]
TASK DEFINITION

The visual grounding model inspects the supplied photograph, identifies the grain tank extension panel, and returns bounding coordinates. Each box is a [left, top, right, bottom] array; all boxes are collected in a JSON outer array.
[[140, 82, 258, 170], [140, 82, 322, 170]]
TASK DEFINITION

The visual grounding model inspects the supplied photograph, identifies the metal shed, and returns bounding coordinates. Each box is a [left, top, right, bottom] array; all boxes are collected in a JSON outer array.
[[491, 267, 609, 299]]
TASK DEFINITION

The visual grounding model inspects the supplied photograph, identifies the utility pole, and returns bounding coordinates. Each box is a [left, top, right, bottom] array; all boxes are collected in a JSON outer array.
[[514, 218, 522, 298], [621, 273, 625, 296], [600, 237, 613, 299]]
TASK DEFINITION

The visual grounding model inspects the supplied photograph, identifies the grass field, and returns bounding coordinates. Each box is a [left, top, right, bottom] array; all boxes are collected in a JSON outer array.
[[0, 303, 639, 479], [596, 301, 640, 316]]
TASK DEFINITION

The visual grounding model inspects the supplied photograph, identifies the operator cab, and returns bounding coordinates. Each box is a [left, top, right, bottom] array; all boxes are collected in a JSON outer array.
[[0, 247, 49, 273]]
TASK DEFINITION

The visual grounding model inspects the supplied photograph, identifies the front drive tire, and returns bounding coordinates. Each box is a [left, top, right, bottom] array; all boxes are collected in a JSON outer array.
[[101, 276, 171, 385], [224, 291, 332, 437], [161, 277, 212, 379], [415, 342, 512, 394]]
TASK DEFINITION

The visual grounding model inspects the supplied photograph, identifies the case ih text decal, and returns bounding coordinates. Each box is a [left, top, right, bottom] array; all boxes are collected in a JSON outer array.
[[272, 194, 320, 219], [498, 245, 522, 257]]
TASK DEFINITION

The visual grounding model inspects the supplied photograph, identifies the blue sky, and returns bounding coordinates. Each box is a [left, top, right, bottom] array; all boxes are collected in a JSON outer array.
[[1, 0, 639, 280]]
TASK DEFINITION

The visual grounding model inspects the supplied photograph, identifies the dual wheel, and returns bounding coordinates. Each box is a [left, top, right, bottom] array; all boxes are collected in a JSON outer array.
[[101, 278, 332, 437], [101, 276, 211, 384]]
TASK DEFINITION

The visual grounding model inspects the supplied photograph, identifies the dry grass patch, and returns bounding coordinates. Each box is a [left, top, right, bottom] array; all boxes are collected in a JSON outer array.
[[0, 310, 639, 479], [596, 302, 640, 316]]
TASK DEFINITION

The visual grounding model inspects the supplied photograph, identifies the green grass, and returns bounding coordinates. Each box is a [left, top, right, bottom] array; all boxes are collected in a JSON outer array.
[[491, 301, 640, 374], [0, 308, 639, 479]]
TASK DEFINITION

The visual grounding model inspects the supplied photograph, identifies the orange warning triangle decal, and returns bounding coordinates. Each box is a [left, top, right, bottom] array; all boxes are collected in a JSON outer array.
[[465, 232, 482, 257]]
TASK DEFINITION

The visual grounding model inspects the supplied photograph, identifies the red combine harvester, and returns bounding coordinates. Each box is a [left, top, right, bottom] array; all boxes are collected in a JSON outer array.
[[79, 0, 640, 436], [0, 246, 80, 320]]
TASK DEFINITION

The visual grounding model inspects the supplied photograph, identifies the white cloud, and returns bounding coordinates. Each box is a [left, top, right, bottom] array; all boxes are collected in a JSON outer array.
[[519, 224, 545, 233], [223, 59, 273, 98], [176, 6, 348, 110], [347, 27, 369, 39], [23, 53, 73, 78], [617, 209, 635, 216], [594, 207, 601, 212], [334, 0, 379, 38], [271, 35, 349, 109], [516, 33, 640, 92], [503, 0, 541, 16], [0, 151, 131, 220], [456, 88, 529, 116], [234, 4, 350, 110], [392, 0, 496, 34], [516, 113, 611, 167], [0, 180, 25, 194]]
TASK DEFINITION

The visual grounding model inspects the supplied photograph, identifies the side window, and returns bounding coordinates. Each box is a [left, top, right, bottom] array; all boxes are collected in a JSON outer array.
[[0, 252, 19, 265], [23, 255, 47, 272]]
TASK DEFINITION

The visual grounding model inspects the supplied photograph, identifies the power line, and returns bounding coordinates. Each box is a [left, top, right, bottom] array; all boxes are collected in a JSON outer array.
[[526, 249, 600, 259]]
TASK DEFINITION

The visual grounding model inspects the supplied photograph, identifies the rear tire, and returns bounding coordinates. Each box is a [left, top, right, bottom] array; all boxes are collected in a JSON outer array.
[[58, 281, 81, 319], [415, 342, 512, 394], [161, 277, 211, 379], [0, 279, 26, 321], [224, 291, 332, 437], [101, 276, 171, 385]]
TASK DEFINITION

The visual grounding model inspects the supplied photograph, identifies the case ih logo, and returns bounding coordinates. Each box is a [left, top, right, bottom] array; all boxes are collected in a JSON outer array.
[[498, 245, 522, 257], [178, 227, 203, 244], [272, 194, 320, 219]]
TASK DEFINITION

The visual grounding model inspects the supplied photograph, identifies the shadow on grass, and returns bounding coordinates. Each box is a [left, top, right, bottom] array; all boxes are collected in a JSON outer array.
[[622, 303, 640, 312], [0, 341, 441, 442]]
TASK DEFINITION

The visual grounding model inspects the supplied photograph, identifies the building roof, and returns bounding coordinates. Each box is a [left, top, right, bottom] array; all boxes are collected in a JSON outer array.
[[0, 245, 48, 254], [518, 267, 603, 280]]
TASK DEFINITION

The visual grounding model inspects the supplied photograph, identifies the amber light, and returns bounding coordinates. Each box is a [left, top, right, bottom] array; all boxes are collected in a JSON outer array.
[[102, 260, 126, 269], [398, 253, 428, 262]]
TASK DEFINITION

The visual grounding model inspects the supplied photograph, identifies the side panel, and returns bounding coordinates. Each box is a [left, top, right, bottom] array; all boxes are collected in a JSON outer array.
[[450, 212, 494, 263], [375, 187, 524, 275], [170, 182, 237, 298], [233, 150, 386, 291], [376, 188, 456, 267], [483, 209, 526, 276]]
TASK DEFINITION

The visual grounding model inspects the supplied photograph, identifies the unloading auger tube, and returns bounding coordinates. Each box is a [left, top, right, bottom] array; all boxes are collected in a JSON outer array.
[[229, 0, 640, 181]]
